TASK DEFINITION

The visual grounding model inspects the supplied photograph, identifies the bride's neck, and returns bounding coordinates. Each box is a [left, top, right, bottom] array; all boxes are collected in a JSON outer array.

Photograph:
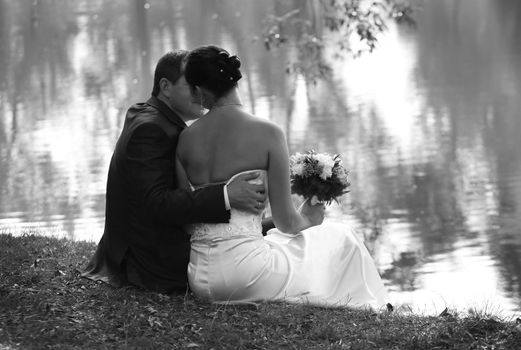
[[210, 89, 242, 109]]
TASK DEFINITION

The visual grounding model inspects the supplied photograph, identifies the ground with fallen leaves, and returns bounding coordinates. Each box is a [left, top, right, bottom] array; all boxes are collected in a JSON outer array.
[[1, 233, 520, 349]]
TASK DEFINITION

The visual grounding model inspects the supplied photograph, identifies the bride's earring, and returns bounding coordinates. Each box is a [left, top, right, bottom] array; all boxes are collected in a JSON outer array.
[[197, 87, 207, 116], [199, 94, 204, 115]]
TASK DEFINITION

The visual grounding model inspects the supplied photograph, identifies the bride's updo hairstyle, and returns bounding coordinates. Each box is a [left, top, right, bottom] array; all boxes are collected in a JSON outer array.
[[184, 45, 242, 99]]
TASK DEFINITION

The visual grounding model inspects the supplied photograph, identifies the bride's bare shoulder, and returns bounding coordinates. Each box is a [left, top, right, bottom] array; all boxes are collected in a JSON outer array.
[[178, 115, 207, 143], [244, 113, 284, 135]]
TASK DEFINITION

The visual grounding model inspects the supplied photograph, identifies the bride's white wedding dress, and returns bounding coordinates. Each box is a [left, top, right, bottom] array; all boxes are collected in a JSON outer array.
[[186, 170, 388, 308]]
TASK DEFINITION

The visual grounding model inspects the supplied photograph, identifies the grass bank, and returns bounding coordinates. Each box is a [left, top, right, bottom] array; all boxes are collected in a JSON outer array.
[[1, 232, 520, 349]]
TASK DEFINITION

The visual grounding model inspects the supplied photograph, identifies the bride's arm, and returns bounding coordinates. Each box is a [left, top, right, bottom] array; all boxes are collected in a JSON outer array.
[[266, 125, 323, 234]]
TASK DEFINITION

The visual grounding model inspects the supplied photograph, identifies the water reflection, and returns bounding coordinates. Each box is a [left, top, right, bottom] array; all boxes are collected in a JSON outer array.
[[0, 0, 520, 316]]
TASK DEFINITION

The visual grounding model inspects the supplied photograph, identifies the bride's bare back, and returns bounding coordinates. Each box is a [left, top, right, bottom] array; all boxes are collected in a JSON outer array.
[[177, 106, 274, 185]]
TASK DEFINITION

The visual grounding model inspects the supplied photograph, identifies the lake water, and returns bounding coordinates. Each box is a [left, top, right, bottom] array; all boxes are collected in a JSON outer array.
[[1, 0, 520, 317]]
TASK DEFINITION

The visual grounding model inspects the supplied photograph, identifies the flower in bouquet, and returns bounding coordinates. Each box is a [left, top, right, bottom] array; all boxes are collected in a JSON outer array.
[[289, 150, 350, 205]]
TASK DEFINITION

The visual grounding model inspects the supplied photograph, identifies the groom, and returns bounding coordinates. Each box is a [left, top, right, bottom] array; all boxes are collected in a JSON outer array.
[[82, 50, 267, 293]]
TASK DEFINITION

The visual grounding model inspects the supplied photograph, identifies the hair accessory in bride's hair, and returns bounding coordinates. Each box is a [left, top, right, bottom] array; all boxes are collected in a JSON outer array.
[[227, 55, 241, 68], [215, 50, 242, 83], [218, 51, 229, 60]]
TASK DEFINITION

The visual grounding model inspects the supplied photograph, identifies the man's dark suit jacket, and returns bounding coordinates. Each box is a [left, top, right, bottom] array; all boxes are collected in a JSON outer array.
[[82, 96, 230, 293]]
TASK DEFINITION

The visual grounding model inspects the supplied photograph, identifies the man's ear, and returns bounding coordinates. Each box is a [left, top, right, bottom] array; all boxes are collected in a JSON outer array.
[[159, 77, 171, 95]]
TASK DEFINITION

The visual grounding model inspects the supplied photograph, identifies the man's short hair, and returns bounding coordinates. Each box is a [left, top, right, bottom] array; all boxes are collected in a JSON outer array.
[[151, 50, 189, 97]]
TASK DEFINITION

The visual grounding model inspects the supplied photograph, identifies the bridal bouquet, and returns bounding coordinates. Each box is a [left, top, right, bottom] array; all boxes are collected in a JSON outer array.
[[289, 150, 350, 205]]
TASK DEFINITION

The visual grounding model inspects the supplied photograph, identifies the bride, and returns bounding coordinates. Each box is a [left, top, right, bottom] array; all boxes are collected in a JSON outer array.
[[176, 45, 388, 308]]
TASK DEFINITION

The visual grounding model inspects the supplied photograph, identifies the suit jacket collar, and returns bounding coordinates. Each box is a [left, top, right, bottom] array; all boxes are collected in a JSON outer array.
[[146, 96, 187, 129]]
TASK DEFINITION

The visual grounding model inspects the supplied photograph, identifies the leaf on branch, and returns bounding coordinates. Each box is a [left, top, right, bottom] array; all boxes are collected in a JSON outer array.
[[258, 0, 417, 80]]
